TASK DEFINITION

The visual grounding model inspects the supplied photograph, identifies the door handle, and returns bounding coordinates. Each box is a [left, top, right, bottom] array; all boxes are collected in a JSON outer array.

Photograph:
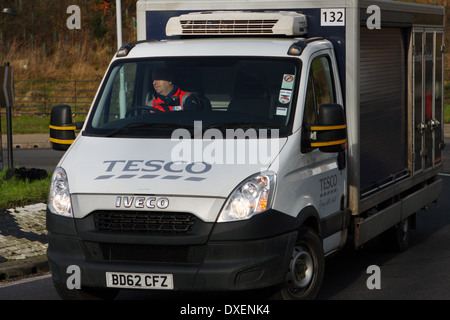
[[428, 119, 440, 130], [416, 122, 427, 134]]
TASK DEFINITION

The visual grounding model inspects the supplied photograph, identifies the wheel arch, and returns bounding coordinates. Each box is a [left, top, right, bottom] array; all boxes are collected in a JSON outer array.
[[296, 206, 321, 238]]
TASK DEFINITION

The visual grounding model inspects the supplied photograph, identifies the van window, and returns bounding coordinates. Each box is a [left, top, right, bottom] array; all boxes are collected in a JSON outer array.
[[303, 56, 336, 125]]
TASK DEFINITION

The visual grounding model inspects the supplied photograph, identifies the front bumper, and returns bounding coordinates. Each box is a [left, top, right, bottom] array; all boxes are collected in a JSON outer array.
[[46, 209, 298, 291]]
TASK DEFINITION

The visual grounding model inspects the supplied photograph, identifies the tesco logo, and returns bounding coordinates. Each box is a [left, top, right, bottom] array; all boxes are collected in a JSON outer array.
[[103, 160, 212, 174]]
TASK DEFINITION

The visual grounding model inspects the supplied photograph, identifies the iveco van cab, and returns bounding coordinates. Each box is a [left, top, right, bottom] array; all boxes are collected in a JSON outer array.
[[47, 0, 444, 300]]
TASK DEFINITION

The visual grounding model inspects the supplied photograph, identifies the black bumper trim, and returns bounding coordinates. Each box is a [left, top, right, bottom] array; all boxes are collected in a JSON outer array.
[[47, 231, 297, 291]]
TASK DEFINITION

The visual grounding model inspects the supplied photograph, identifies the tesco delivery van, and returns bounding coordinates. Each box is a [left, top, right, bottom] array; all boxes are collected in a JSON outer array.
[[47, 0, 444, 300]]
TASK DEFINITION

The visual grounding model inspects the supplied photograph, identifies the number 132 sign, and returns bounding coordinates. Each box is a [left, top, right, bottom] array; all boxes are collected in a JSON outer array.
[[321, 9, 345, 26]]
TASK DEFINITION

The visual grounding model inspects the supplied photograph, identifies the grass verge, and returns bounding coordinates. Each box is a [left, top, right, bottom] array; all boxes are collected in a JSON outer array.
[[445, 104, 450, 123], [0, 169, 51, 210]]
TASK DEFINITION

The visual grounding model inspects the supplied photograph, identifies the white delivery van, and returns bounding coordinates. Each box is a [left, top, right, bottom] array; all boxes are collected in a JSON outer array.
[[47, 0, 444, 300]]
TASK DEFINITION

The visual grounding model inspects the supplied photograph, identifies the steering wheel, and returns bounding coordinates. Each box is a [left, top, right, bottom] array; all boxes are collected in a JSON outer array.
[[125, 106, 164, 117]]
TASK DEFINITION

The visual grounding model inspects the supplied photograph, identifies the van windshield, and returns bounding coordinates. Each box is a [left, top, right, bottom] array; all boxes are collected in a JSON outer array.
[[85, 57, 300, 138]]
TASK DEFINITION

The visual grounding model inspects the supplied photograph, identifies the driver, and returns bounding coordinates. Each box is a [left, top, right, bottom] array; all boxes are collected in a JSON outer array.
[[148, 68, 200, 112]]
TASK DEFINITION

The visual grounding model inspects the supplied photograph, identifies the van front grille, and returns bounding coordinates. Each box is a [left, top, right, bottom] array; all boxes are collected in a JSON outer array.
[[93, 210, 196, 234]]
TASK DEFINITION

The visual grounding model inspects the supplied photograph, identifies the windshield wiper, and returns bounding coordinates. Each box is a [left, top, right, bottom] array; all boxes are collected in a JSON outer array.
[[105, 122, 194, 137]]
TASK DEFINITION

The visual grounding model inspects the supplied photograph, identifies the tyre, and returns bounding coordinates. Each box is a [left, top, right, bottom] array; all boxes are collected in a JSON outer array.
[[53, 281, 119, 300], [276, 227, 325, 300], [380, 217, 411, 252]]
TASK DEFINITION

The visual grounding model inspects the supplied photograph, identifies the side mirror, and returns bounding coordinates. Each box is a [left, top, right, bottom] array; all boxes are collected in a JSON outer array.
[[49, 105, 83, 151], [307, 103, 347, 153]]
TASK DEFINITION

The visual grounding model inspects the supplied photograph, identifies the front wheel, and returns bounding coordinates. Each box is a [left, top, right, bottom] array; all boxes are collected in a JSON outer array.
[[277, 227, 325, 300]]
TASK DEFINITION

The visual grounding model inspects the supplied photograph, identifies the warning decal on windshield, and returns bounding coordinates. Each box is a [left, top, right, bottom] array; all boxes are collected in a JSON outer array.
[[282, 74, 295, 90]]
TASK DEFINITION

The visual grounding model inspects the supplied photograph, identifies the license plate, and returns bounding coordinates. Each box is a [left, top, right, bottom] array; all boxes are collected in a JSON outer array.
[[106, 272, 174, 290]]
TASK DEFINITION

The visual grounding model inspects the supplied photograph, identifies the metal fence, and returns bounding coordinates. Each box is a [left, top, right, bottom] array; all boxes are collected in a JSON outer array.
[[11, 79, 99, 116]]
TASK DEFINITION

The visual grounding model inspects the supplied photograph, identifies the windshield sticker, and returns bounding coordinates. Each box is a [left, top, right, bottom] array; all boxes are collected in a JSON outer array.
[[276, 107, 288, 116], [282, 74, 295, 90], [279, 89, 292, 104]]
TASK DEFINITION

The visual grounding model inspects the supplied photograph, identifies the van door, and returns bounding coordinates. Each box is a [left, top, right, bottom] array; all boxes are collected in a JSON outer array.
[[412, 28, 444, 173], [301, 49, 347, 252]]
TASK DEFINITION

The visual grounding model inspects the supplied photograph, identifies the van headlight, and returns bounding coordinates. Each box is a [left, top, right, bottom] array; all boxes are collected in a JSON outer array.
[[48, 167, 73, 217], [218, 172, 276, 222]]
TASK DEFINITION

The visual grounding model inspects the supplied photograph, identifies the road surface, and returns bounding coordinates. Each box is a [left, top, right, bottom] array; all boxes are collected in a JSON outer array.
[[2, 148, 63, 173]]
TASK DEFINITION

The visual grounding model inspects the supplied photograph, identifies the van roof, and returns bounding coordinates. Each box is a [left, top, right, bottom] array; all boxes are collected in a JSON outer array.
[[116, 37, 332, 59]]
